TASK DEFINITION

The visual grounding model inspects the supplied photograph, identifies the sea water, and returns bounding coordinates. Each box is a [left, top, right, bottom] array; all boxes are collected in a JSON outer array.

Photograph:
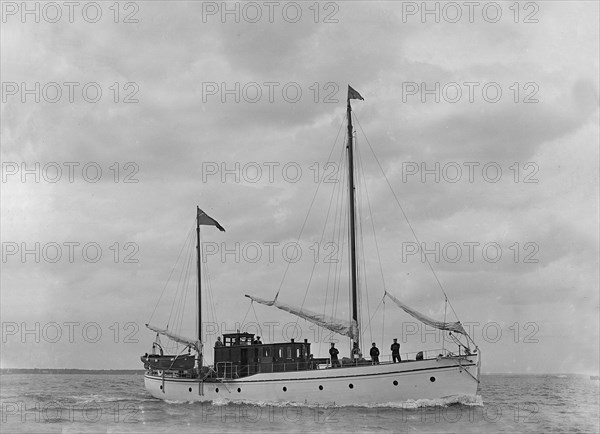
[[1, 373, 598, 433]]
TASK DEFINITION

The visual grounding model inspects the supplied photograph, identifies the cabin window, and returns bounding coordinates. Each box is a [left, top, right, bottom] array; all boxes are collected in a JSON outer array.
[[287, 347, 292, 359], [263, 347, 270, 357], [279, 347, 283, 358]]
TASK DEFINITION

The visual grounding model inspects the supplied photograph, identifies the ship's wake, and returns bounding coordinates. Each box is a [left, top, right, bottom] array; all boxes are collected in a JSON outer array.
[[167, 394, 484, 408]]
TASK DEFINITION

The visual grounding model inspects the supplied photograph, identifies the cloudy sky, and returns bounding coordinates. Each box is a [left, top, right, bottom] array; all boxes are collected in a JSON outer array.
[[1, 1, 598, 374]]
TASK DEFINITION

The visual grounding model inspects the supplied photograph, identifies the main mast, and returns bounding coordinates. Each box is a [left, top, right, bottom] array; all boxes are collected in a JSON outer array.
[[346, 87, 361, 350]]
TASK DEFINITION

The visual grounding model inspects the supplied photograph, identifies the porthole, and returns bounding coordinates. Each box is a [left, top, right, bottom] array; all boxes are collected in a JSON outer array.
[[215, 388, 219, 393], [393, 380, 398, 386], [283, 387, 287, 392], [319, 385, 323, 390], [189, 387, 192, 392], [349, 383, 354, 389], [237, 388, 241, 393], [430, 376, 436, 382], [159, 385, 162, 390]]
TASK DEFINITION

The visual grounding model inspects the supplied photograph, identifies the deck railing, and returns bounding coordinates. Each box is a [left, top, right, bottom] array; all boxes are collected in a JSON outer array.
[[147, 347, 474, 379]]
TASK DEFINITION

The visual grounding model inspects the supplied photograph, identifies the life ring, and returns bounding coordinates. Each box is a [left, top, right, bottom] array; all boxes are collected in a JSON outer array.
[[157, 370, 163, 376]]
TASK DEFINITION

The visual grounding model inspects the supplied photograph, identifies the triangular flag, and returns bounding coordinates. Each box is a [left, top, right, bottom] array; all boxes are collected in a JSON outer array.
[[348, 85, 364, 101], [197, 207, 225, 232]]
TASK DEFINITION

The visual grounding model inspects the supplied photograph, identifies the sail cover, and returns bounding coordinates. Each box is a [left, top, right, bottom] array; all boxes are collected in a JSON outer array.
[[146, 324, 200, 351], [245, 295, 359, 340], [384, 292, 466, 335]]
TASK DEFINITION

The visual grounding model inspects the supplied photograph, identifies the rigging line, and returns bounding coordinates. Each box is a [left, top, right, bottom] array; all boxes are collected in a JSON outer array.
[[201, 233, 220, 330], [333, 157, 349, 320], [354, 130, 373, 345], [168, 226, 195, 327], [204, 260, 219, 330], [296, 131, 347, 329], [296, 142, 342, 325], [148, 223, 195, 324], [202, 260, 210, 325], [321, 144, 344, 318], [251, 303, 264, 340], [174, 244, 191, 335], [320, 142, 347, 356], [330, 133, 348, 320], [274, 115, 346, 301], [353, 114, 462, 322], [241, 301, 253, 329], [360, 298, 383, 339], [381, 297, 386, 349], [174, 234, 194, 335], [336, 181, 350, 320], [356, 124, 387, 295], [202, 255, 213, 326], [442, 298, 448, 353]]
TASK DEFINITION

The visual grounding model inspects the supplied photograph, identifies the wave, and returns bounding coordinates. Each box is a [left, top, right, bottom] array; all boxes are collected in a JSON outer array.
[[161, 394, 484, 409]]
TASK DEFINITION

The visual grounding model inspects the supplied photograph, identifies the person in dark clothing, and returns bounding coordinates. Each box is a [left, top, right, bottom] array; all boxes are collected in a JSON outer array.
[[351, 342, 362, 364], [329, 343, 340, 367], [370, 342, 380, 364], [391, 338, 401, 363]]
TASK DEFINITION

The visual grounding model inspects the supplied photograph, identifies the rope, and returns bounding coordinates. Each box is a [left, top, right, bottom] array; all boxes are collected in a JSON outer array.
[[273, 115, 346, 301], [251, 303, 264, 340], [148, 223, 194, 324], [381, 297, 386, 348], [353, 114, 462, 323], [355, 132, 372, 345], [168, 228, 195, 330], [241, 300, 253, 327]]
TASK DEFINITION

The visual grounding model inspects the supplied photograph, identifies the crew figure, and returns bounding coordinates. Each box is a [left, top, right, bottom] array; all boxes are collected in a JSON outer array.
[[391, 338, 401, 363], [351, 342, 362, 364], [370, 343, 380, 364], [329, 343, 340, 367], [215, 337, 223, 347]]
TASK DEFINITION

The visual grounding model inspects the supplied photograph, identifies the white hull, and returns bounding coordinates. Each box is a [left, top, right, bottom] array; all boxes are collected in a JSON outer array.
[[144, 353, 480, 405]]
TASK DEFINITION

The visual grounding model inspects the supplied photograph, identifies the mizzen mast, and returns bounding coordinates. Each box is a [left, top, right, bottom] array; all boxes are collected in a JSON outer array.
[[196, 206, 202, 347]]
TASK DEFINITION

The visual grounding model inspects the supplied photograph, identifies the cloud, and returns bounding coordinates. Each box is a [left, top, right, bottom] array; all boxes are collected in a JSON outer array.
[[1, 1, 598, 374]]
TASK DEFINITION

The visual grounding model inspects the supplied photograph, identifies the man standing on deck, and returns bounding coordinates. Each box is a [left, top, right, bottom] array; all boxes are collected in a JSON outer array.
[[391, 338, 401, 363], [329, 343, 340, 367], [370, 343, 380, 364]]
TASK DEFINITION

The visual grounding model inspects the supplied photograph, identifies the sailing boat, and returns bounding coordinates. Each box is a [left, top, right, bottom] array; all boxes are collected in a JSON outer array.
[[141, 86, 481, 405]]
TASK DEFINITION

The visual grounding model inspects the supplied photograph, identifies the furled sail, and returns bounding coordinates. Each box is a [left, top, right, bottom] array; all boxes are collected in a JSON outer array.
[[245, 295, 359, 340], [384, 291, 466, 335], [146, 324, 200, 351]]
